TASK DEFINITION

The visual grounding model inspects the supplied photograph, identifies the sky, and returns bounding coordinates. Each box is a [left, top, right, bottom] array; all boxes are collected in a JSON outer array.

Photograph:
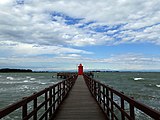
[[0, 0, 160, 71]]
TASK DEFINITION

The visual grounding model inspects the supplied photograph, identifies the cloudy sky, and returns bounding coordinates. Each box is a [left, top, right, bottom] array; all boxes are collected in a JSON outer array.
[[0, 0, 160, 71]]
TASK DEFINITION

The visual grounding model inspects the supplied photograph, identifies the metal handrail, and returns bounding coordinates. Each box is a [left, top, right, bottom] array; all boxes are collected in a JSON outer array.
[[83, 74, 160, 120], [0, 75, 77, 120]]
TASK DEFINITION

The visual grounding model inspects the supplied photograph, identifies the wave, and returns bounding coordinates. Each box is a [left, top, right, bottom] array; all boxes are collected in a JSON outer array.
[[156, 85, 160, 88], [30, 78, 35, 80], [52, 76, 56, 78], [6, 77, 14, 80], [40, 82, 47, 85], [23, 80, 29, 83], [26, 76, 36, 80], [133, 77, 144, 81], [26, 76, 31, 79], [0, 81, 24, 84], [19, 85, 29, 90]]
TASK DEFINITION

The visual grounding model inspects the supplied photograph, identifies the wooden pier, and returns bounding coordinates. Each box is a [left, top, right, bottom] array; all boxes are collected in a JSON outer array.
[[57, 72, 94, 79], [57, 72, 76, 79], [54, 75, 106, 120]]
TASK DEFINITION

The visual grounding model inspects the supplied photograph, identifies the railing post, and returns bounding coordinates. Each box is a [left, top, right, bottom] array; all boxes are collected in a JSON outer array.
[[58, 84, 60, 105], [91, 79, 94, 93], [98, 84, 101, 104], [45, 90, 48, 120], [89, 78, 91, 90], [130, 97, 135, 120], [111, 91, 114, 120], [100, 85, 102, 105], [53, 87, 55, 112], [22, 98, 27, 119], [121, 92, 125, 120], [60, 83, 62, 102], [65, 78, 68, 92], [94, 81, 97, 98], [106, 87, 110, 117], [68, 79, 70, 91], [49, 87, 52, 117], [67, 79, 69, 91], [63, 81, 65, 98], [103, 86, 105, 111], [33, 93, 37, 120]]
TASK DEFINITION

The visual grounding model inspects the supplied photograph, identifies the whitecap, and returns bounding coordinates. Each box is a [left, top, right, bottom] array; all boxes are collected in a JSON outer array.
[[156, 85, 160, 88], [26, 76, 31, 79], [51, 82, 56, 84], [24, 85, 29, 89], [40, 83, 46, 85], [133, 78, 144, 81], [30, 78, 35, 80], [2, 81, 23, 84], [19, 85, 29, 90], [23, 80, 29, 83], [6, 77, 14, 80]]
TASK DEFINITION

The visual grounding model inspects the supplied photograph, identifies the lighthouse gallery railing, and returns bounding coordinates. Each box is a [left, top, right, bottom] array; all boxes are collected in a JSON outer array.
[[83, 74, 160, 120], [0, 75, 77, 120]]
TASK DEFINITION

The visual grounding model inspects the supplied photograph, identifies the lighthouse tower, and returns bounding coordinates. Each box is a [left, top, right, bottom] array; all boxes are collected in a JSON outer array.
[[78, 64, 83, 75]]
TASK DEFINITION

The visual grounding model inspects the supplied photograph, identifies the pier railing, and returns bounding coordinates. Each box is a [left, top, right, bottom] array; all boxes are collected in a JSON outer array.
[[83, 74, 160, 120], [0, 75, 77, 120]]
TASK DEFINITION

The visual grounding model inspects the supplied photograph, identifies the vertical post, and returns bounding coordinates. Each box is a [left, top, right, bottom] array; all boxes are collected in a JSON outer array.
[[22, 103, 27, 119], [98, 84, 101, 104], [53, 87, 55, 112], [91, 79, 94, 94], [60, 83, 62, 102], [49, 87, 52, 117], [106, 87, 110, 117], [63, 81, 65, 98], [58, 84, 60, 105], [97, 83, 100, 103], [94, 81, 97, 98], [45, 90, 48, 120], [33, 95, 37, 120], [65, 79, 68, 92], [111, 91, 114, 120], [103, 86, 105, 111], [88, 78, 91, 89], [67, 79, 69, 91], [130, 98, 135, 120], [121, 92, 125, 120]]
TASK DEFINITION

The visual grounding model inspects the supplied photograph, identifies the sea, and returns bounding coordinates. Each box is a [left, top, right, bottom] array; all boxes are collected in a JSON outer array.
[[0, 72, 160, 119]]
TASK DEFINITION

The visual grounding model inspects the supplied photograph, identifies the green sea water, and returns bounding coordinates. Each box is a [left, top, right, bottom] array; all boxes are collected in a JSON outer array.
[[94, 72, 160, 111], [0, 73, 60, 109], [0, 72, 160, 119]]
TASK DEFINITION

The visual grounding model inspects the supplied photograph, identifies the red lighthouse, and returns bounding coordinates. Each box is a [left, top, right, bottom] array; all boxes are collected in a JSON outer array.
[[78, 64, 83, 75]]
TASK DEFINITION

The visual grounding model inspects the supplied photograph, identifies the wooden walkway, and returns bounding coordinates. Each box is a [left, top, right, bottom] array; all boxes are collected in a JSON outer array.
[[54, 75, 107, 120]]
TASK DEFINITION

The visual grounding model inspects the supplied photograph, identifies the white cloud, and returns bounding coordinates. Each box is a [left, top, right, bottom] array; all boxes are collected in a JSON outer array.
[[0, 41, 92, 57], [0, 0, 12, 5], [79, 53, 160, 71], [0, 0, 160, 71], [0, 0, 159, 47]]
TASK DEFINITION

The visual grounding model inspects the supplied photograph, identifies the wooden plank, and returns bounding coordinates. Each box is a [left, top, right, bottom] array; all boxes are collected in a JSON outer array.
[[53, 75, 107, 120]]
